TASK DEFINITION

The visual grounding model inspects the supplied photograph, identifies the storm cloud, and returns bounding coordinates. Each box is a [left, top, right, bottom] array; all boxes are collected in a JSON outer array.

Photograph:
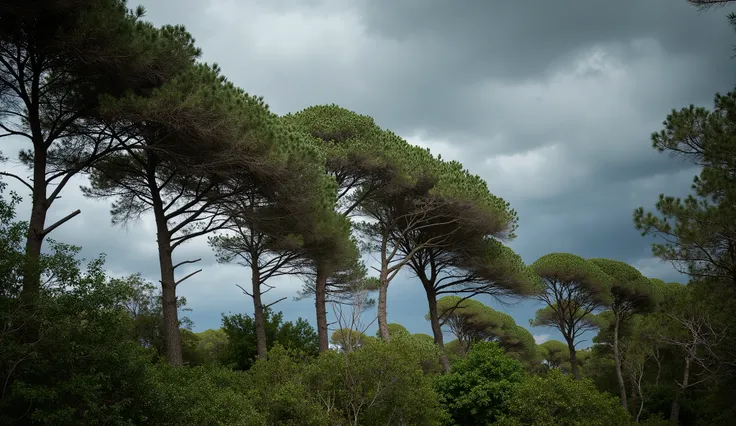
[[2, 0, 733, 345]]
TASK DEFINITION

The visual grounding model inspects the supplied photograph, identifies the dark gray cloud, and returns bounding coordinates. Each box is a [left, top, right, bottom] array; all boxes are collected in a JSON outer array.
[[2, 0, 732, 343]]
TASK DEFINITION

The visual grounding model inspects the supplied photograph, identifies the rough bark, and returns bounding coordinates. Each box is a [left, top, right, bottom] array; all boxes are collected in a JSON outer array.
[[613, 314, 629, 410], [670, 354, 692, 425], [149, 151, 182, 366], [251, 262, 268, 360], [425, 287, 451, 372], [154, 216, 183, 366], [377, 267, 390, 342], [315, 265, 330, 352]]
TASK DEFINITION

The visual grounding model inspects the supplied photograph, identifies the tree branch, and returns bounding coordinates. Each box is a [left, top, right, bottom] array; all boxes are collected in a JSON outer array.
[[0, 171, 33, 192], [41, 209, 81, 237], [174, 269, 202, 286], [264, 297, 287, 309], [173, 258, 201, 270]]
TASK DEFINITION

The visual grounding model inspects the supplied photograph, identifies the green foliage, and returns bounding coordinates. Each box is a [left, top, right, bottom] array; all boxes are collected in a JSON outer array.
[[0, 221, 154, 423], [539, 340, 570, 369], [532, 253, 613, 306], [310, 334, 449, 425], [634, 90, 736, 283], [498, 370, 632, 426], [434, 342, 526, 425], [375, 322, 410, 338], [330, 328, 377, 352], [188, 328, 230, 366], [531, 253, 613, 379], [589, 258, 658, 317], [141, 365, 263, 425], [3, 4, 736, 425], [221, 308, 319, 370], [244, 345, 330, 425]]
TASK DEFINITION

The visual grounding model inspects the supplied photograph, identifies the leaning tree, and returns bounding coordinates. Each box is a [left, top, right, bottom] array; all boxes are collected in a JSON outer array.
[[530, 252, 613, 380], [84, 64, 324, 365], [394, 159, 538, 370], [357, 151, 535, 352], [207, 135, 336, 360], [281, 105, 411, 351]]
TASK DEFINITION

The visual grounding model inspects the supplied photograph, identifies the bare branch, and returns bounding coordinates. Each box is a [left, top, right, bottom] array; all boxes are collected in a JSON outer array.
[[0, 171, 33, 192], [173, 258, 201, 270], [174, 269, 202, 286], [236, 283, 254, 298], [41, 209, 81, 237], [264, 297, 287, 309]]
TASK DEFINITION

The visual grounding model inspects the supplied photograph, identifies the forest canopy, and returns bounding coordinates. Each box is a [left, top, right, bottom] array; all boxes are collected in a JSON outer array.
[[1, 1, 735, 425]]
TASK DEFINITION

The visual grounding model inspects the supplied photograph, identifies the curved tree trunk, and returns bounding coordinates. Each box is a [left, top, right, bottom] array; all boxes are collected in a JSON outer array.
[[251, 262, 267, 360], [613, 314, 628, 410], [425, 287, 450, 372], [315, 265, 330, 352]]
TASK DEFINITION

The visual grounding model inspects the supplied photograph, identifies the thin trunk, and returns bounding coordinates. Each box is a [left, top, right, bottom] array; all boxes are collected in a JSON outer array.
[[377, 266, 390, 342], [315, 264, 330, 352], [654, 348, 662, 386], [425, 287, 450, 372], [613, 314, 628, 410], [669, 354, 692, 425], [252, 262, 267, 360], [635, 369, 646, 423], [567, 338, 580, 380]]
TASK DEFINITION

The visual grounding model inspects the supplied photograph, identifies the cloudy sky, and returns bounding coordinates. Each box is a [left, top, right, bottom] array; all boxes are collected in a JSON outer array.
[[2, 0, 734, 347]]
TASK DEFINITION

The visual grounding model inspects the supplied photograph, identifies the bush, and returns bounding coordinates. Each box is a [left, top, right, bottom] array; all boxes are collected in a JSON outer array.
[[307, 334, 449, 425], [139, 364, 263, 425], [497, 370, 632, 426], [244, 345, 330, 426], [434, 342, 526, 425]]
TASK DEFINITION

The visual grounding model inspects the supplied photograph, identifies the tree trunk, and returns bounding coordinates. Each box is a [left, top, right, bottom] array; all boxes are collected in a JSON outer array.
[[629, 374, 638, 416], [613, 314, 628, 410], [20, 68, 48, 303], [251, 262, 268, 360], [315, 264, 330, 352], [149, 152, 182, 366], [425, 287, 450, 372], [155, 224, 183, 366], [669, 355, 692, 425], [566, 339, 581, 380], [21, 146, 48, 302], [377, 267, 390, 342]]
